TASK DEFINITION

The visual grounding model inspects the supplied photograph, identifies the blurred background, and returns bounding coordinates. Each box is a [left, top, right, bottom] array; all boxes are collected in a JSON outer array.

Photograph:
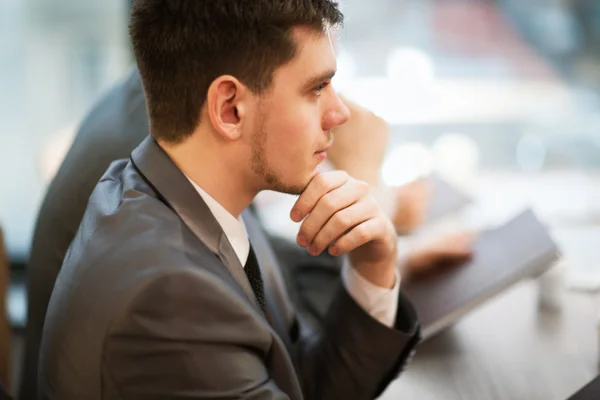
[[2, 0, 600, 384]]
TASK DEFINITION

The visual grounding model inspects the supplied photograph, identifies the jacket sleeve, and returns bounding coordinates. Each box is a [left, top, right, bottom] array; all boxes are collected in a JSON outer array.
[[295, 284, 420, 399]]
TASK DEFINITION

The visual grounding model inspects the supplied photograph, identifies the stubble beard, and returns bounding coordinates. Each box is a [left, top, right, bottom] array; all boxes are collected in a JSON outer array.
[[251, 124, 309, 196]]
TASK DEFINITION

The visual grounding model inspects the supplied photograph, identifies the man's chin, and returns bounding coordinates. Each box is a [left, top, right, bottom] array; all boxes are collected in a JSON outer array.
[[271, 182, 308, 196], [268, 173, 315, 196]]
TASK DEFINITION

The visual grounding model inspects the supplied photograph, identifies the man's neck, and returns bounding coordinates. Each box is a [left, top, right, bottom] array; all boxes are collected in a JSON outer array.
[[158, 139, 256, 218]]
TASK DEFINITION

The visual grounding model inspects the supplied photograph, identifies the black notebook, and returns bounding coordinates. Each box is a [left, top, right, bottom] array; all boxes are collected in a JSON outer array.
[[403, 208, 561, 339]]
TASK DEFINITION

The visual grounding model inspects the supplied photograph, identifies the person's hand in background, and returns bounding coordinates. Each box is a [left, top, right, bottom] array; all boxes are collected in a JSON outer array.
[[391, 179, 431, 235], [401, 231, 475, 282], [328, 96, 389, 187]]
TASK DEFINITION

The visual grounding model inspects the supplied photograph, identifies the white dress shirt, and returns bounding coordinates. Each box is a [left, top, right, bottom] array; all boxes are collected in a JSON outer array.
[[186, 177, 400, 328]]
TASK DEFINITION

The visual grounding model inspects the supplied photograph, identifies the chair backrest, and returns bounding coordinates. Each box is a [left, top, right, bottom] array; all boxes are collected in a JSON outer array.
[[0, 384, 11, 400], [0, 225, 11, 392]]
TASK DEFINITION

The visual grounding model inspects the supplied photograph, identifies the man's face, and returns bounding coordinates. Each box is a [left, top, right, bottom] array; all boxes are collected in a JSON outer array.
[[247, 27, 350, 195]]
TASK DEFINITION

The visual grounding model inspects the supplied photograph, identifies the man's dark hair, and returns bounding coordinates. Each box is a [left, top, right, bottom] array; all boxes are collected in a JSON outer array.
[[129, 0, 343, 143]]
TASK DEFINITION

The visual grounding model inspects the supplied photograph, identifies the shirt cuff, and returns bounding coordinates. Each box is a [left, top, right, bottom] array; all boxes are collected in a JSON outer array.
[[341, 259, 401, 328]]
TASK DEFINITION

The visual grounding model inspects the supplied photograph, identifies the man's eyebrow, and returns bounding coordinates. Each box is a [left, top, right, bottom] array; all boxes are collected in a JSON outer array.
[[301, 69, 336, 92]]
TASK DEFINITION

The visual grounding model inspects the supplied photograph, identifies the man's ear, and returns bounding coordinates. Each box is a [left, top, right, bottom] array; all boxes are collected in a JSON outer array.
[[206, 75, 248, 141]]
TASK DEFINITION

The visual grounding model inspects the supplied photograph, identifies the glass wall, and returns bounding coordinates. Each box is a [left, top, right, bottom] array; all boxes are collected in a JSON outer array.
[[336, 0, 600, 226], [0, 0, 131, 260]]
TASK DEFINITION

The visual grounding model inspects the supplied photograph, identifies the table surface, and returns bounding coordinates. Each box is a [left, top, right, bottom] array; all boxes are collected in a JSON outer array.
[[381, 228, 600, 400]]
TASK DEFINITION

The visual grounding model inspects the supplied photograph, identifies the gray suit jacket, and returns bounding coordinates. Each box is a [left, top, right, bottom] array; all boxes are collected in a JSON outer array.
[[38, 136, 420, 399]]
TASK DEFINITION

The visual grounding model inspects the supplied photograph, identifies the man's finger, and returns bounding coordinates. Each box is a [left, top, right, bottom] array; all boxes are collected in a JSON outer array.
[[296, 179, 370, 248], [306, 199, 377, 255], [291, 171, 349, 222], [328, 217, 384, 256]]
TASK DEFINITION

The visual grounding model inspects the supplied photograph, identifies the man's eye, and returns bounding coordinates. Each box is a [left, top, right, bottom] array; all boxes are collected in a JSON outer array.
[[313, 81, 330, 96]]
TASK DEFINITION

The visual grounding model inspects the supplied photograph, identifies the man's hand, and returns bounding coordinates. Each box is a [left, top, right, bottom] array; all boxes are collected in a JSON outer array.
[[402, 232, 474, 281], [392, 179, 431, 235], [291, 171, 398, 289]]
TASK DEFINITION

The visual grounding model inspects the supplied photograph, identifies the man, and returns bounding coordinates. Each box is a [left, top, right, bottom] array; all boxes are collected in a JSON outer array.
[[38, 1, 420, 399], [20, 44, 471, 400]]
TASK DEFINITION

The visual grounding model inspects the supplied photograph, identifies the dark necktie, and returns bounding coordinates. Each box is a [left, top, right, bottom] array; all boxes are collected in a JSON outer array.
[[244, 246, 267, 316]]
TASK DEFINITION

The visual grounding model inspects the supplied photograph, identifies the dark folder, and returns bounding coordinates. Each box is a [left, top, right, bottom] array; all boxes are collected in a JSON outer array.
[[424, 174, 472, 223], [403, 208, 561, 339], [568, 375, 600, 399]]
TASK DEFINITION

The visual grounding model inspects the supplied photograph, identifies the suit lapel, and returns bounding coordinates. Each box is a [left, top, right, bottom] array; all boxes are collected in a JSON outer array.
[[130, 135, 260, 312]]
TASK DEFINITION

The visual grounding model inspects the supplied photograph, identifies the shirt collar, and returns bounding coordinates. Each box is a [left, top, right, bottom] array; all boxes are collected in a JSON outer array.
[[185, 176, 250, 266]]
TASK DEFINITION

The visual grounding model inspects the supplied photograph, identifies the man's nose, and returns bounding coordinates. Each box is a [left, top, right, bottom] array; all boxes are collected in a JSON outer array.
[[323, 94, 351, 130]]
